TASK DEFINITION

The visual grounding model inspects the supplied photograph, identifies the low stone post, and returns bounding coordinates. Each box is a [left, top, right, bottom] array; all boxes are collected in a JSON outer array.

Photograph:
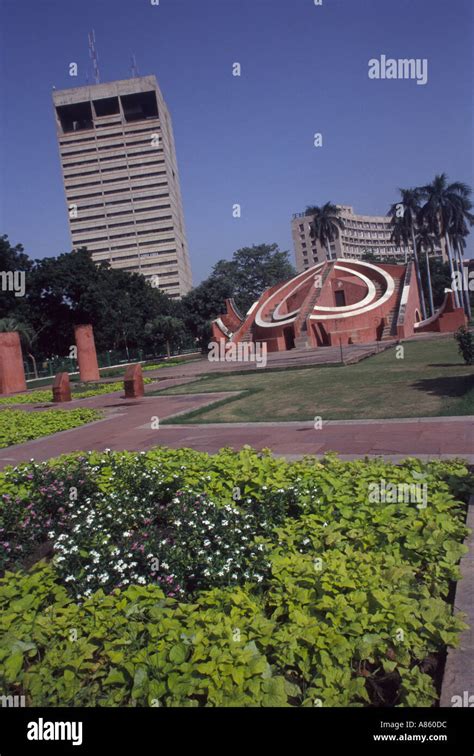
[[52, 372, 72, 402], [124, 363, 145, 398]]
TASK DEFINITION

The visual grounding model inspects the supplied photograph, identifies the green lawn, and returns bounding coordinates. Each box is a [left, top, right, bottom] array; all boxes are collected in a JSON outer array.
[[153, 338, 474, 423]]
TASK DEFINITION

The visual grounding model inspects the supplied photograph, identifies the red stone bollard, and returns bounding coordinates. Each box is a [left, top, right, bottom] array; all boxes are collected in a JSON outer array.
[[52, 372, 72, 402], [74, 324, 100, 382], [124, 363, 145, 399], [0, 332, 27, 395]]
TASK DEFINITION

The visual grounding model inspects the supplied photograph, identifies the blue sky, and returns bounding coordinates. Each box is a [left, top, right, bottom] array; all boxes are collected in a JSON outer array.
[[0, 0, 472, 283]]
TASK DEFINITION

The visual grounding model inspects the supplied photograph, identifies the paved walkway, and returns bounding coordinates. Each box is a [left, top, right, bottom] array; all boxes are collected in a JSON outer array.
[[1, 338, 472, 467], [0, 382, 472, 466], [141, 341, 395, 379]]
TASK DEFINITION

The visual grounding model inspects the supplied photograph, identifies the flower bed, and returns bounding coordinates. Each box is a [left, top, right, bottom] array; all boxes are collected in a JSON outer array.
[[0, 449, 471, 707], [0, 408, 102, 449], [0, 378, 155, 405]]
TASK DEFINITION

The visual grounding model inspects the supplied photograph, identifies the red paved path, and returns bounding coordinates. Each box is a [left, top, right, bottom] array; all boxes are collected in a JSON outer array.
[[1, 342, 472, 467], [0, 382, 472, 466]]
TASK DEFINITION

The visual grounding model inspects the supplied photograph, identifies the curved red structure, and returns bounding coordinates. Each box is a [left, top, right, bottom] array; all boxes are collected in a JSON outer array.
[[212, 260, 467, 352]]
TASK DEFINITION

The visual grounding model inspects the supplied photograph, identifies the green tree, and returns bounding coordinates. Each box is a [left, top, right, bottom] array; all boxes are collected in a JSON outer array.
[[389, 213, 410, 264], [180, 243, 295, 347], [388, 189, 427, 320], [415, 226, 437, 317], [0, 236, 32, 320], [0, 245, 179, 360], [180, 275, 234, 350], [228, 244, 295, 313], [144, 315, 187, 357], [419, 174, 473, 310], [450, 215, 473, 319], [418, 258, 451, 309], [305, 203, 344, 261]]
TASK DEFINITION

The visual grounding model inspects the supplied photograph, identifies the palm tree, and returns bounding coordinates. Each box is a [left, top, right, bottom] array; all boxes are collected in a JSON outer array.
[[305, 203, 345, 262], [388, 188, 427, 320], [418, 174, 472, 309], [450, 212, 473, 318], [0, 317, 38, 378], [389, 214, 410, 264], [415, 226, 437, 317]]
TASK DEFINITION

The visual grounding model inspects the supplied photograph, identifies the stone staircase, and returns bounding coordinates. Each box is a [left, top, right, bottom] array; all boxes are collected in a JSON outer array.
[[293, 263, 332, 348], [239, 329, 253, 342], [381, 276, 403, 340]]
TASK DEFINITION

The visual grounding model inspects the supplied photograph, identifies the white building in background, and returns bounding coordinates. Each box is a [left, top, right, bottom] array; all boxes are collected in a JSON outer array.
[[291, 204, 445, 273]]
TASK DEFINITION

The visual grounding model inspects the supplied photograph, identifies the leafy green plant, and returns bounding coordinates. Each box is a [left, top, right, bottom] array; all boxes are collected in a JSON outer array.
[[454, 326, 474, 365], [0, 563, 285, 707], [0, 379, 155, 405], [0, 449, 471, 707], [0, 408, 101, 449]]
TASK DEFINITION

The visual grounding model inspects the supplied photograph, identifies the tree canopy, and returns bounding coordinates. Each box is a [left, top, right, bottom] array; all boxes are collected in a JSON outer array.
[[0, 238, 180, 360], [180, 243, 295, 347], [0, 238, 295, 360]]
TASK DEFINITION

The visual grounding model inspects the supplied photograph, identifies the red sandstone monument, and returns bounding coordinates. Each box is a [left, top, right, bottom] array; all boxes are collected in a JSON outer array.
[[74, 324, 100, 382], [52, 372, 72, 403], [212, 260, 467, 352], [0, 331, 27, 395], [124, 363, 145, 398]]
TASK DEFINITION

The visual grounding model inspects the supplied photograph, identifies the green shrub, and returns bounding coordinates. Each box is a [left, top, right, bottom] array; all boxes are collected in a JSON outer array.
[[454, 326, 474, 365], [0, 408, 101, 449], [0, 563, 284, 707], [0, 449, 471, 707], [142, 359, 192, 371]]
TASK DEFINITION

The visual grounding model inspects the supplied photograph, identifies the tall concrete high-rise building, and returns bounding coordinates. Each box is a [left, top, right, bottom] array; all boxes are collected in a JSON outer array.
[[52, 75, 192, 297]]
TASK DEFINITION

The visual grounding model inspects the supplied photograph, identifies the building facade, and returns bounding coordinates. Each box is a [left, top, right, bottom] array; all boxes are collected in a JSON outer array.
[[291, 205, 444, 273], [52, 75, 192, 297]]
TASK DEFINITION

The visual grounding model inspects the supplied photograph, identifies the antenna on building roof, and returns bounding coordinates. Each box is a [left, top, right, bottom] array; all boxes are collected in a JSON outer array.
[[130, 54, 139, 78], [88, 30, 100, 84]]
